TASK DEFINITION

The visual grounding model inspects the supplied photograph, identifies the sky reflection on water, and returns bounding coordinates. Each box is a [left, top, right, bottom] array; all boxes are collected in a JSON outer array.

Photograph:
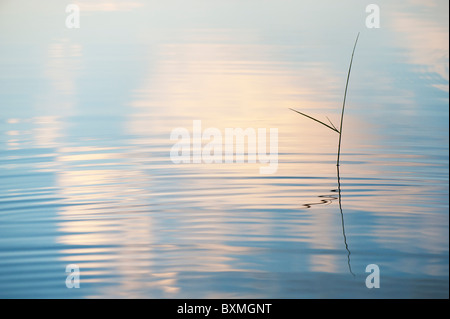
[[0, 0, 448, 298]]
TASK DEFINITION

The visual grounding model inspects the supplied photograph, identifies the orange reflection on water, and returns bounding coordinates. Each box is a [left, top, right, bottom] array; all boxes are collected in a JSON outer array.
[[390, 1, 449, 91]]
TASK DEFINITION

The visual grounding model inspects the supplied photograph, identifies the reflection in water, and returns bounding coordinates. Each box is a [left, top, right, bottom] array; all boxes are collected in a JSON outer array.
[[336, 165, 354, 277], [301, 165, 355, 277], [296, 32, 359, 277], [0, 0, 448, 299]]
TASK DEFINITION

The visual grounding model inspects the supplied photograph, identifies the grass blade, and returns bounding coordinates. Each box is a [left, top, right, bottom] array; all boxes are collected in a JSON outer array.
[[326, 116, 339, 132], [337, 32, 360, 166], [289, 108, 340, 133]]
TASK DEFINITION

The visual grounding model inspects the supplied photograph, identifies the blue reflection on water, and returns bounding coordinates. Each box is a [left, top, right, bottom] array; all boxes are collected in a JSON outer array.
[[0, 0, 448, 298]]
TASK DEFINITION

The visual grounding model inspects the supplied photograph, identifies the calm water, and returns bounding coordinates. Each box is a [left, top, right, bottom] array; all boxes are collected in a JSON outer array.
[[0, 0, 448, 298]]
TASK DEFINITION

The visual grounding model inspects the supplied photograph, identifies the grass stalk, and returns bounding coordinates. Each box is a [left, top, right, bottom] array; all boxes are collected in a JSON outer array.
[[290, 33, 360, 166], [336, 32, 360, 166], [291, 34, 360, 277]]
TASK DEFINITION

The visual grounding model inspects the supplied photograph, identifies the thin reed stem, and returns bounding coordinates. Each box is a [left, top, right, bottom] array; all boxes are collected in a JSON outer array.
[[337, 32, 360, 166]]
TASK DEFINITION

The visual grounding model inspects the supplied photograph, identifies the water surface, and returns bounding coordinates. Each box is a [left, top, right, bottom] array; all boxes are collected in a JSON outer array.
[[0, 0, 448, 298]]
